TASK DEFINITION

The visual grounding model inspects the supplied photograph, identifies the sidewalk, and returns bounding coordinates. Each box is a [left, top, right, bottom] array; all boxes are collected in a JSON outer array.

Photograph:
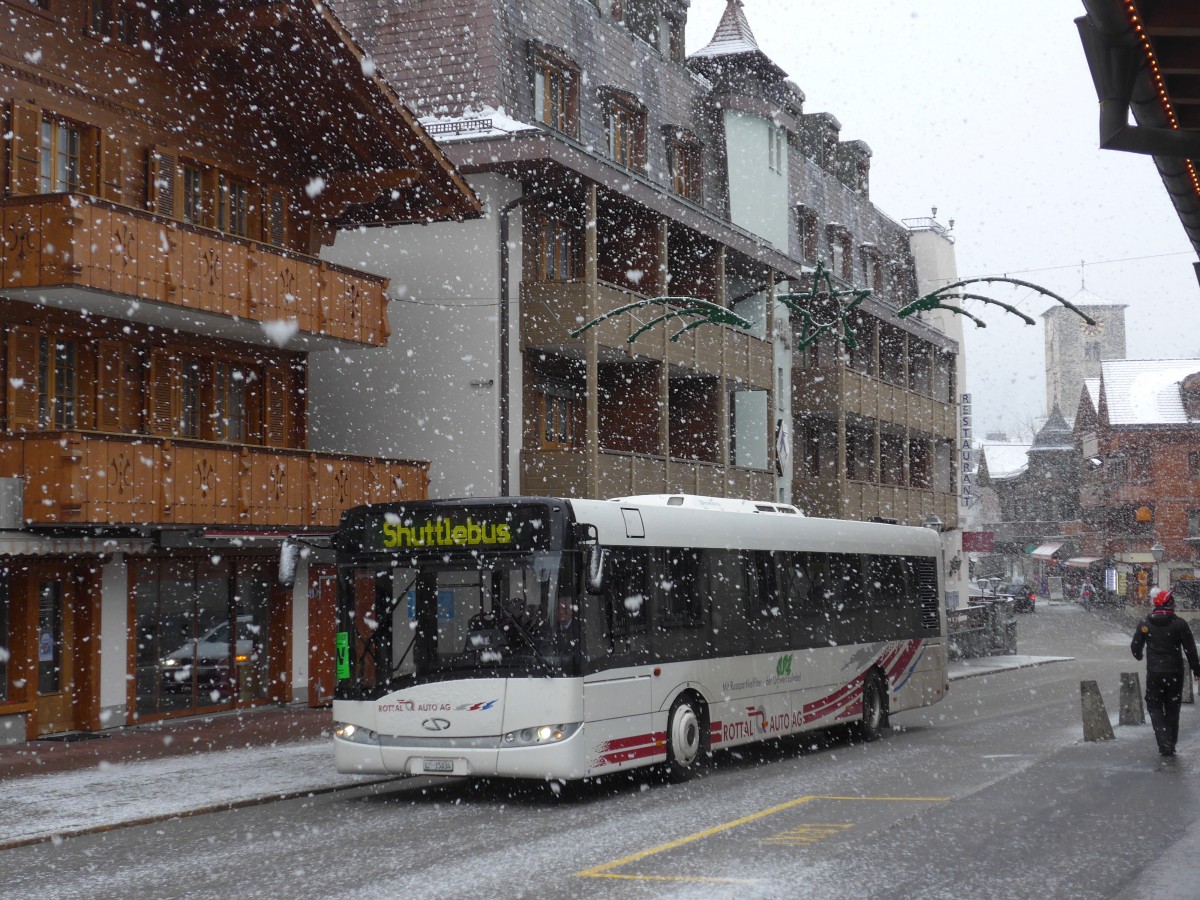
[[0, 654, 1074, 850]]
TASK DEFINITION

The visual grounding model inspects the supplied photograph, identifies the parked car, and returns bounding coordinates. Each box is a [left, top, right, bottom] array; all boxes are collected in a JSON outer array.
[[995, 583, 1036, 613], [159, 616, 260, 694]]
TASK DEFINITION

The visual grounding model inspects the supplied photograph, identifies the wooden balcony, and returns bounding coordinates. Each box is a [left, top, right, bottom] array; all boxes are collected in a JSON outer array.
[[521, 280, 772, 389], [0, 194, 389, 348], [0, 432, 428, 528]]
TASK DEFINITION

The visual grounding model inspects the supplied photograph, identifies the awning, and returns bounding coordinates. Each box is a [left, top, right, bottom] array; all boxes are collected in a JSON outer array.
[[1065, 557, 1102, 569], [1031, 542, 1064, 561]]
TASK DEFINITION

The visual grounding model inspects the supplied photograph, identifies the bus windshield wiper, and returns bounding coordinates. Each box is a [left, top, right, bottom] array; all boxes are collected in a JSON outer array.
[[379, 572, 418, 679], [494, 606, 557, 676]]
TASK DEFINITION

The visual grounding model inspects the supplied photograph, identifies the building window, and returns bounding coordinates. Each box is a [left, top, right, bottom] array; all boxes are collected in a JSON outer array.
[[37, 336, 78, 429], [796, 207, 818, 263], [768, 124, 786, 173], [1190, 450, 1200, 478], [182, 163, 208, 227], [531, 212, 579, 282], [846, 419, 876, 483], [909, 339, 933, 396], [667, 130, 701, 200], [607, 97, 646, 169], [217, 174, 249, 237], [909, 437, 932, 488], [540, 388, 576, 449], [214, 363, 248, 442], [39, 118, 82, 194], [180, 359, 205, 439], [91, 0, 150, 47], [1128, 446, 1151, 481], [827, 228, 852, 280], [533, 54, 578, 137], [620, 0, 660, 47]]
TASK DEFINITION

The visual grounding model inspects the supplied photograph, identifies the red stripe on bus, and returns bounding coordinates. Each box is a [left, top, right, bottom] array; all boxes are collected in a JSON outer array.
[[600, 743, 666, 767], [595, 732, 664, 754]]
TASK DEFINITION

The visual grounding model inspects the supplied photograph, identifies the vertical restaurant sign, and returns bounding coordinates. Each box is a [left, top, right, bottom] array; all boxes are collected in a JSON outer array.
[[335, 631, 350, 680], [960, 392, 975, 508]]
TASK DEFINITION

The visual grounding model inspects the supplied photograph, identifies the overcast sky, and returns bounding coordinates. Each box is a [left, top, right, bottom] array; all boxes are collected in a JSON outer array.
[[686, 0, 1200, 439]]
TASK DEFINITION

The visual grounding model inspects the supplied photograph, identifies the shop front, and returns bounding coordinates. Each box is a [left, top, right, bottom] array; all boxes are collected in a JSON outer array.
[[131, 553, 291, 721]]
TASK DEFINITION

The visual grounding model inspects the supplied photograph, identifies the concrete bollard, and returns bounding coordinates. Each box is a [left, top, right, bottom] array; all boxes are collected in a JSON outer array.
[[1119, 672, 1145, 725], [1185, 670, 1195, 705], [1081, 680, 1116, 742]]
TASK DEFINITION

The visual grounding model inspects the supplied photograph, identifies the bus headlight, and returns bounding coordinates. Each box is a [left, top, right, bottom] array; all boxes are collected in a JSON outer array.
[[502, 722, 580, 746], [334, 722, 378, 744]]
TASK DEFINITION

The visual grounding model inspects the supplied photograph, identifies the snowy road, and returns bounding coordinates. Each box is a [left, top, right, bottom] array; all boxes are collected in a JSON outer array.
[[4, 604, 1198, 899]]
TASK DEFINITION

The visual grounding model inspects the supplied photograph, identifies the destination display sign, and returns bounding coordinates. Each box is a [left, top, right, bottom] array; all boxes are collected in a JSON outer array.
[[345, 502, 562, 554]]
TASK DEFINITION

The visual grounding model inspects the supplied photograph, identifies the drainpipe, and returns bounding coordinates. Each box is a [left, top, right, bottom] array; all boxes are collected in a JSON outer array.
[[497, 191, 551, 497]]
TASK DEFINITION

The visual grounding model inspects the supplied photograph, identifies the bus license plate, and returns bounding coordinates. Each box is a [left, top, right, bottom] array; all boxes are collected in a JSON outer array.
[[422, 758, 455, 773]]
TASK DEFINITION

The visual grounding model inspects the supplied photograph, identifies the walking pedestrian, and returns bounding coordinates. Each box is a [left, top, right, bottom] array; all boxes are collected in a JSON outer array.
[[1081, 579, 1095, 612], [1131, 589, 1200, 757]]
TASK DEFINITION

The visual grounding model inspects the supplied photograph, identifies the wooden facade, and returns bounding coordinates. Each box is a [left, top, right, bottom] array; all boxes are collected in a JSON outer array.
[[0, 0, 477, 740]]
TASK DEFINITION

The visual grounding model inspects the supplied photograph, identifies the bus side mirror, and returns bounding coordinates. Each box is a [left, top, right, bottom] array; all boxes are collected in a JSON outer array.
[[278, 539, 302, 588], [586, 546, 607, 594]]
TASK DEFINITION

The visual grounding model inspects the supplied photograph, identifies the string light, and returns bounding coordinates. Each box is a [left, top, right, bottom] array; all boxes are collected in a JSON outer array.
[[1124, 1, 1200, 197]]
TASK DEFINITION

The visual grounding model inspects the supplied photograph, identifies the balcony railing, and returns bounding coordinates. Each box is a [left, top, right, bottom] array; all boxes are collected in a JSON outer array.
[[0, 193, 390, 347], [0, 432, 428, 528], [519, 448, 774, 500]]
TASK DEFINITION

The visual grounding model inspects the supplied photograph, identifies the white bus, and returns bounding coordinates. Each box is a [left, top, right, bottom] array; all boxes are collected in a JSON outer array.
[[328, 495, 947, 782]]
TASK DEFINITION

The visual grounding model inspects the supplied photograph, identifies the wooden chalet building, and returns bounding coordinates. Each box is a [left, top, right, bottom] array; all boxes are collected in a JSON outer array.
[[0, 0, 479, 740]]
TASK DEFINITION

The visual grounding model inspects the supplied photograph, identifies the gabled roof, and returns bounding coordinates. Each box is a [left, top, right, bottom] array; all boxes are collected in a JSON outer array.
[[978, 441, 1032, 480], [688, 0, 787, 84], [1100, 358, 1200, 425], [155, 0, 481, 231]]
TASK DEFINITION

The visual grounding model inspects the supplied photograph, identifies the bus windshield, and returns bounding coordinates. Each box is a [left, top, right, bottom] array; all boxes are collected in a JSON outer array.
[[336, 551, 580, 697]]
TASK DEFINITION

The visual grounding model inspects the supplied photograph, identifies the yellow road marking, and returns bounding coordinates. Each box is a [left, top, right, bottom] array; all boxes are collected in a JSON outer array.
[[761, 823, 855, 846], [575, 795, 947, 882]]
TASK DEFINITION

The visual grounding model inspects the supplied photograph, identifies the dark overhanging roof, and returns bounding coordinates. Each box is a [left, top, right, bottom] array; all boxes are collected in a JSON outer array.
[[1076, 0, 1200, 285]]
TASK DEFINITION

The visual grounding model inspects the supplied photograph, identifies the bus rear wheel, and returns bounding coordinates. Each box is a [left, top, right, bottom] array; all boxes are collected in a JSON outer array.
[[856, 672, 888, 743], [666, 697, 704, 782]]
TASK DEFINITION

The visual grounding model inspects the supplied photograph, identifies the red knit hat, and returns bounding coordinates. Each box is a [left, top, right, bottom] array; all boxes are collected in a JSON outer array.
[[1153, 589, 1175, 609]]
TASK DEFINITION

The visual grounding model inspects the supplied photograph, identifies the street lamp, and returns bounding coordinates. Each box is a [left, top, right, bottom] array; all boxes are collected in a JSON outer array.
[[1151, 541, 1165, 591]]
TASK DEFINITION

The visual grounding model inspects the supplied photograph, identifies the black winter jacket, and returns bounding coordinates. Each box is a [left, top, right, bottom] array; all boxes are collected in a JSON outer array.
[[1131, 611, 1200, 675]]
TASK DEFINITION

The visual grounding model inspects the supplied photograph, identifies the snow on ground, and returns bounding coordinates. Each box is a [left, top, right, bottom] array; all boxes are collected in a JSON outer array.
[[0, 740, 374, 847], [0, 655, 1074, 849]]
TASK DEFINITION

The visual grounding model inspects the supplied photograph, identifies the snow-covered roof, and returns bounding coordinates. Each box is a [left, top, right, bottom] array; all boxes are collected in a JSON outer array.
[[418, 106, 537, 144], [1084, 377, 1100, 409], [979, 441, 1031, 479], [1101, 358, 1200, 426]]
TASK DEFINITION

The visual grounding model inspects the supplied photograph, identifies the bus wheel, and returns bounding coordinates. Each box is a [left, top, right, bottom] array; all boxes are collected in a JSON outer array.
[[857, 673, 888, 743], [666, 697, 703, 782]]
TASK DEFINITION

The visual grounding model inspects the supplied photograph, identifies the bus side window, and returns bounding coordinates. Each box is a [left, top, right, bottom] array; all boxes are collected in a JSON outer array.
[[661, 548, 703, 627], [745, 551, 788, 653]]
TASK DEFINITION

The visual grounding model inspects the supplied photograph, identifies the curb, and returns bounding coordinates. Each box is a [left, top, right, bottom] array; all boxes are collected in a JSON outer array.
[[949, 656, 1074, 682], [0, 775, 404, 852]]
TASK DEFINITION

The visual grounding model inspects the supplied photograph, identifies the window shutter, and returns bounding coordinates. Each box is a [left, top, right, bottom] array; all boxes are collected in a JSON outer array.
[[98, 132, 125, 204], [97, 340, 142, 432], [76, 340, 96, 430], [6, 325, 41, 431], [264, 186, 287, 247], [262, 364, 289, 447], [147, 147, 180, 217], [8, 100, 41, 196], [246, 184, 263, 243], [146, 349, 181, 435]]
